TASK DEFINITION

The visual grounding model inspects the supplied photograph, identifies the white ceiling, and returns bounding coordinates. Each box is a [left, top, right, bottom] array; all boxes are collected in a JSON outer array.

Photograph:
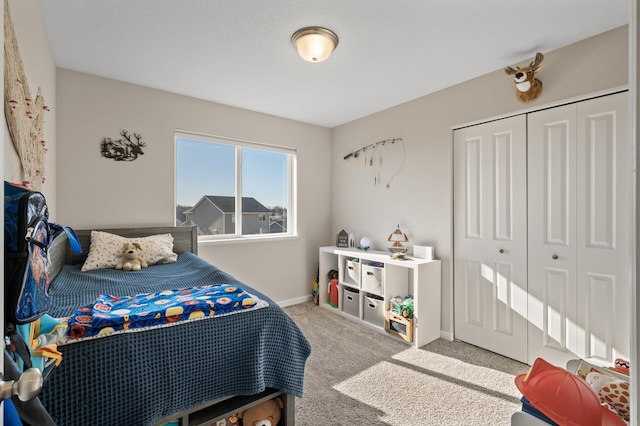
[[35, 0, 629, 128]]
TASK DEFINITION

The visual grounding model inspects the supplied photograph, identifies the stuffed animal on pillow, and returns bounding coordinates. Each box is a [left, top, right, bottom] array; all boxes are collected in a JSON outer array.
[[115, 242, 148, 271], [238, 397, 282, 426]]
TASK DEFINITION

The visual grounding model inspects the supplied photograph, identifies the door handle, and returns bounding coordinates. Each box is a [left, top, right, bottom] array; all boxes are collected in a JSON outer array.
[[552, 254, 559, 260], [0, 367, 42, 402], [499, 249, 504, 254]]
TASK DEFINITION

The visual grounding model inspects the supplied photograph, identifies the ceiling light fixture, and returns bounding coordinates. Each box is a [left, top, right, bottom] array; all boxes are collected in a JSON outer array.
[[291, 27, 339, 63]]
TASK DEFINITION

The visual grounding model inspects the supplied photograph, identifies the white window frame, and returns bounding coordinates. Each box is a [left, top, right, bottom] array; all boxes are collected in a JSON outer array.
[[175, 129, 298, 243]]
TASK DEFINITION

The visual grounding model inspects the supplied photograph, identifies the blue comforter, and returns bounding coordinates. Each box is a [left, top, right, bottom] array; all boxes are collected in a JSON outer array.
[[40, 253, 311, 426]]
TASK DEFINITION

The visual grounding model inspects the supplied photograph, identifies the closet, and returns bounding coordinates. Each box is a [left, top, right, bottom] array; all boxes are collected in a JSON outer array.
[[453, 91, 629, 366]]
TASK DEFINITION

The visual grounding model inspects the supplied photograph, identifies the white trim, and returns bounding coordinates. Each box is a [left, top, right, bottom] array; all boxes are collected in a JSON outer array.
[[440, 330, 454, 341], [277, 295, 313, 308], [198, 234, 300, 246], [630, 1, 638, 425], [451, 85, 629, 130], [175, 128, 297, 155]]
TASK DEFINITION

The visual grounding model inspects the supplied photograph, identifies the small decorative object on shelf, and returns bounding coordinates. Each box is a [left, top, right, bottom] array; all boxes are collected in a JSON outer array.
[[336, 229, 349, 248], [387, 224, 409, 254], [348, 233, 356, 248], [358, 237, 371, 251]]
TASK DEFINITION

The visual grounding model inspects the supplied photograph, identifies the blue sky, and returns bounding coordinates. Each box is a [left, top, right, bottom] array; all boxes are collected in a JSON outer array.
[[176, 137, 287, 208]]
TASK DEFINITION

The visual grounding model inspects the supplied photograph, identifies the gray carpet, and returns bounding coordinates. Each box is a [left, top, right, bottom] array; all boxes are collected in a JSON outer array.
[[284, 302, 529, 426]]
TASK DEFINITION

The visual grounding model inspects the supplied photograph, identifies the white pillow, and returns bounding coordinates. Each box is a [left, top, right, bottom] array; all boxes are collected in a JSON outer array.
[[81, 231, 178, 272]]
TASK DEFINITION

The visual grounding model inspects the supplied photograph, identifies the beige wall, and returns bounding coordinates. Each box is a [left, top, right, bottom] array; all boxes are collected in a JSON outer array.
[[6, 1, 630, 319], [3, 0, 57, 215], [55, 70, 332, 304], [331, 26, 629, 336]]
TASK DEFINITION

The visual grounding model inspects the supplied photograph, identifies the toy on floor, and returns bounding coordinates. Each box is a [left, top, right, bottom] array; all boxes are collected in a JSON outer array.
[[586, 371, 630, 422], [238, 397, 283, 426], [515, 357, 626, 426], [610, 358, 630, 376], [115, 242, 148, 271]]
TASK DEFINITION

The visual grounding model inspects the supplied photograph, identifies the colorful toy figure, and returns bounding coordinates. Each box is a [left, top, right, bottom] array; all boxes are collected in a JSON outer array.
[[329, 278, 339, 308]]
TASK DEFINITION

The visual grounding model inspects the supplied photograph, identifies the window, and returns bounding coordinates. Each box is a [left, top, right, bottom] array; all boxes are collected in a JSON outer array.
[[175, 130, 296, 240]]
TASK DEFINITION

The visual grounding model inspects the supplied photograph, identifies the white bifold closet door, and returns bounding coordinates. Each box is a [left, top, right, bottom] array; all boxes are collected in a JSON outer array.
[[527, 92, 629, 367], [454, 92, 629, 366], [453, 115, 529, 364]]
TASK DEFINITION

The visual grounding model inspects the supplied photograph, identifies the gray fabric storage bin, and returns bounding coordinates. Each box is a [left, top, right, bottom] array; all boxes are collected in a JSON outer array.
[[342, 286, 359, 318], [363, 293, 385, 327]]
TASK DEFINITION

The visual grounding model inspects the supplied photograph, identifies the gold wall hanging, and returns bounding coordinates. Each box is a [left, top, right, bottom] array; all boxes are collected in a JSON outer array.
[[4, 0, 48, 190]]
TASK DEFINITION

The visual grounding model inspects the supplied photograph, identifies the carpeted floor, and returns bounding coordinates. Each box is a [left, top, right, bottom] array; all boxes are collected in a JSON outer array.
[[284, 302, 529, 426]]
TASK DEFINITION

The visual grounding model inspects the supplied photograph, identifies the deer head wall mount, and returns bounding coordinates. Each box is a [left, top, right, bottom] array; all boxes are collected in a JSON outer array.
[[504, 52, 544, 103]]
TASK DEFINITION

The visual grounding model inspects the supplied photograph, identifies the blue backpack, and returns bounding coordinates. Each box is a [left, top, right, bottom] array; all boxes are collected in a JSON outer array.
[[4, 181, 52, 324], [4, 181, 81, 377]]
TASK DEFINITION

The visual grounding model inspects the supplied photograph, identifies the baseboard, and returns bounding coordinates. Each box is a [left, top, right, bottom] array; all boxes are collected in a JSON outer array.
[[440, 330, 454, 341], [279, 296, 455, 343], [278, 294, 312, 308]]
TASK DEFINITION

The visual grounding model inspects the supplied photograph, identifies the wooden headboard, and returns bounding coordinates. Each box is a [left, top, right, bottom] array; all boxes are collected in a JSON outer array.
[[49, 226, 198, 280]]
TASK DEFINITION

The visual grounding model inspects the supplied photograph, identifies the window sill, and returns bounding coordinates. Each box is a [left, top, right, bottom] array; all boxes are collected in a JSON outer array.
[[197, 234, 300, 247]]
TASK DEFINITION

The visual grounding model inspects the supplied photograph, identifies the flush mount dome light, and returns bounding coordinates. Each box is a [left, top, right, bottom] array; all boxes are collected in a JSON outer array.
[[291, 26, 339, 63]]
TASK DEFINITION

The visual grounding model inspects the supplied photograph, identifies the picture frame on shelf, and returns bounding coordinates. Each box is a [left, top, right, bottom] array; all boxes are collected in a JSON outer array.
[[336, 229, 349, 247]]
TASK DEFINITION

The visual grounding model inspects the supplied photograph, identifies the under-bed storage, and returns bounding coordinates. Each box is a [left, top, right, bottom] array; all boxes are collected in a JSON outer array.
[[157, 388, 294, 426]]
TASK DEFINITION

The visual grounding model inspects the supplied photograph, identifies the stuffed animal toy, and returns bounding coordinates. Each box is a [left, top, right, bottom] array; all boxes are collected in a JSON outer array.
[[238, 397, 283, 426], [115, 242, 148, 271], [504, 52, 544, 103], [586, 371, 630, 422], [218, 413, 240, 426]]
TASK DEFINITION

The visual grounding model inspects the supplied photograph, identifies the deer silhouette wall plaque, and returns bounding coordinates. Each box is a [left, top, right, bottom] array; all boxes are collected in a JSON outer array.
[[100, 130, 145, 161]]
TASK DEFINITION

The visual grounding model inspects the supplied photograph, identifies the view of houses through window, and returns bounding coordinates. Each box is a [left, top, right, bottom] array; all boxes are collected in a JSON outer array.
[[175, 131, 295, 238]]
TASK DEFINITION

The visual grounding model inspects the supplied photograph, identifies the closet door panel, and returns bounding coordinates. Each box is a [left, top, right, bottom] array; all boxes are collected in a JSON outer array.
[[528, 104, 578, 367], [493, 260, 515, 334], [494, 132, 514, 241], [465, 137, 483, 240], [584, 273, 616, 360], [541, 267, 571, 353], [576, 92, 629, 363], [463, 258, 484, 327], [454, 115, 527, 363]]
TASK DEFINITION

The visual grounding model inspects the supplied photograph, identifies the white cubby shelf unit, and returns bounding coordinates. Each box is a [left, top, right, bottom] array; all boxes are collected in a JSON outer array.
[[318, 246, 441, 347]]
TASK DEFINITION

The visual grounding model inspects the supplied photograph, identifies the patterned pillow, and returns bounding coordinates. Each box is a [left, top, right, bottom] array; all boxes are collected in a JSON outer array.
[[81, 231, 178, 272]]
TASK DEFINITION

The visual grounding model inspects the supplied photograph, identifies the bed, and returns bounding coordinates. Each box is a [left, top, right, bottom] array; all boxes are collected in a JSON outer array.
[[37, 226, 311, 426]]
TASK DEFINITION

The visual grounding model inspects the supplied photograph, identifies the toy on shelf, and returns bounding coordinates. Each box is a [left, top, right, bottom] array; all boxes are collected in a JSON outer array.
[[327, 269, 339, 308], [358, 237, 371, 251], [387, 224, 409, 254], [389, 295, 413, 319]]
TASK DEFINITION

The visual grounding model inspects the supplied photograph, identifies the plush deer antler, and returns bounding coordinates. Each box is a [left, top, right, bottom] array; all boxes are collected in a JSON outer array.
[[505, 52, 544, 103]]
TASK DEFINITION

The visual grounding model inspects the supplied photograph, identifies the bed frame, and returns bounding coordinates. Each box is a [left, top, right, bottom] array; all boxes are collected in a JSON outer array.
[[47, 225, 295, 426]]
